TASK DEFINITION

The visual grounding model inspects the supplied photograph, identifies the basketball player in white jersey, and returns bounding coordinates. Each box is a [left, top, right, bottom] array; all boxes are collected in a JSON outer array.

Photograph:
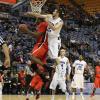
[[50, 47, 71, 100], [25, 7, 63, 60], [71, 55, 88, 100]]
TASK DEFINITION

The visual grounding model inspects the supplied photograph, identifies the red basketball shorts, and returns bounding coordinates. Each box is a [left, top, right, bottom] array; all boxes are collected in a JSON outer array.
[[31, 43, 48, 63], [30, 74, 44, 91], [94, 77, 100, 88]]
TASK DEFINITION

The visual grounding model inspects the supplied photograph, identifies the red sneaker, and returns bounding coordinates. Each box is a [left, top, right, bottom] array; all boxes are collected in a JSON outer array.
[[26, 98, 29, 100], [36, 94, 40, 100], [90, 93, 94, 97]]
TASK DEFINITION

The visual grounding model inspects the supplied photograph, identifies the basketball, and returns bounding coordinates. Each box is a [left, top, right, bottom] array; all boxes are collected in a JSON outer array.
[[19, 24, 28, 32]]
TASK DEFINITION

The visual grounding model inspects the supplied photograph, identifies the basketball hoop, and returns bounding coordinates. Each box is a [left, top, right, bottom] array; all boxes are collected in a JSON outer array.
[[30, 0, 47, 13]]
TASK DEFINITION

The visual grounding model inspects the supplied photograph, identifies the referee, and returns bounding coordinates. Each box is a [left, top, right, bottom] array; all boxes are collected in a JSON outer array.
[[0, 36, 10, 68]]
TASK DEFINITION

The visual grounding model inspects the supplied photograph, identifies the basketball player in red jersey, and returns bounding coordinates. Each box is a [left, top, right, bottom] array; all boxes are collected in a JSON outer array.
[[19, 19, 48, 67], [19, 19, 49, 100], [90, 60, 100, 97]]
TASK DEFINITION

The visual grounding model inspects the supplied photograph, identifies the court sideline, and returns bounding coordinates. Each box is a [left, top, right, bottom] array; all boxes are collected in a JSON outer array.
[[2, 95, 100, 100]]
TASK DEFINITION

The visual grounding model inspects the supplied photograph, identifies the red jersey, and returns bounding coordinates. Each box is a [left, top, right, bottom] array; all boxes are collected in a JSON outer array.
[[31, 21, 48, 61], [36, 22, 48, 44], [95, 66, 100, 78]]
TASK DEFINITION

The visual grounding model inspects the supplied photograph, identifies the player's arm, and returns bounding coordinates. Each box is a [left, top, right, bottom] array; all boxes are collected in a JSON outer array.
[[0, 36, 10, 67], [3, 44, 10, 67], [67, 59, 71, 75], [24, 30, 42, 38], [84, 63, 89, 73], [1, 74, 4, 85], [66, 59, 71, 81], [71, 61, 76, 75], [25, 12, 51, 19], [19, 24, 43, 38], [46, 19, 63, 31], [51, 58, 60, 69]]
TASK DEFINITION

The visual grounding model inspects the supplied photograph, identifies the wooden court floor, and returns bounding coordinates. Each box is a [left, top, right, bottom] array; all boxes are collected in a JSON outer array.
[[1, 95, 100, 100]]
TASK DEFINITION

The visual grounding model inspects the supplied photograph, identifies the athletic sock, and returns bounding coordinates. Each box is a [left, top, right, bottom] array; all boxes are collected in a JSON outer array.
[[65, 91, 69, 100], [72, 92, 75, 100], [26, 93, 29, 99], [80, 92, 84, 100], [51, 95, 55, 100]]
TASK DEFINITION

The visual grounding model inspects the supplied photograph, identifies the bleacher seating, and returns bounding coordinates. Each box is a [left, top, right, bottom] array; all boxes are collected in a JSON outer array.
[[75, 0, 100, 15]]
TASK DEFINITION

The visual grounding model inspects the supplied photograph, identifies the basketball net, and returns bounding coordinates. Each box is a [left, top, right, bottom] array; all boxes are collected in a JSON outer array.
[[30, 0, 47, 13]]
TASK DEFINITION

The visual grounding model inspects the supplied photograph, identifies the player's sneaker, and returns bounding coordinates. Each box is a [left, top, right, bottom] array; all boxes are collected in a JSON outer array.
[[26, 98, 29, 100], [90, 93, 94, 97], [36, 94, 40, 100]]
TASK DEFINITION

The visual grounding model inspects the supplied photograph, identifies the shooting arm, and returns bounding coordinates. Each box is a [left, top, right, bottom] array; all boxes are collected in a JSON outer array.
[[25, 29, 42, 38], [25, 12, 50, 18]]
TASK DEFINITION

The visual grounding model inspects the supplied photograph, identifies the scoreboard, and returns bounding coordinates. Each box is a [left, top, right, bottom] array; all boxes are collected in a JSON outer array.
[[0, 0, 17, 4]]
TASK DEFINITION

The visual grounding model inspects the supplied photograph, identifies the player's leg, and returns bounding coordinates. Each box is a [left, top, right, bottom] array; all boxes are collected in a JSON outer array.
[[49, 74, 58, 100], [28, 53, 46, 67], [79, 76, 84, 100], [26, 74, 38, 100], [90, 87, 96, 97], [26, 86, 35, 100], [80, 88, 84, 100], [30, 44, 48, 69], [90, 77, 98, 97], [50, 89, 56, 100], [71, 88, 76, 100], [59, 80, 70, 100], [34, 78, 44, 100], [71, 75, 77, 100], [0, 83, 2, 100]]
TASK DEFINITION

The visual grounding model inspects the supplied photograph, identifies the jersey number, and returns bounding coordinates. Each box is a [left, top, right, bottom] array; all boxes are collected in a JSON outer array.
[[77, 65, 82, 70], [61, 64, 63, 69]]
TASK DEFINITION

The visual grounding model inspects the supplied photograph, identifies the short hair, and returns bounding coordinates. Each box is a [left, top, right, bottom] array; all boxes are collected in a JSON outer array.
[[59, 46, 66, 51], [58, 46, 66, 56], [48, 5, 60, 15], [54, 7, 61, 15]]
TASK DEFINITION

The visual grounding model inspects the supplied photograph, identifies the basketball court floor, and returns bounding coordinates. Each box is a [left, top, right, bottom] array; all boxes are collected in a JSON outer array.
[[2, 95, 100, 100]]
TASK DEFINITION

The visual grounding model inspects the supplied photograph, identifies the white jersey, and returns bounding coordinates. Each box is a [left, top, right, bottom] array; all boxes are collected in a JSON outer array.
[[46, 16, 63, 38], [73, 60, 87, 74], [55, 56, 70, 78]]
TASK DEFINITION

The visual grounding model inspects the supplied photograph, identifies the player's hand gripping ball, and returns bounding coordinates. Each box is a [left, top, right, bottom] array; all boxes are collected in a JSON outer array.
[[19, 24, 29, 33]]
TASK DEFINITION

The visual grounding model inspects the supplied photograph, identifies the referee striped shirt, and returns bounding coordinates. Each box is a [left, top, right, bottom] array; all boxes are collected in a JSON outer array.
[[0, 36, 5, 46]]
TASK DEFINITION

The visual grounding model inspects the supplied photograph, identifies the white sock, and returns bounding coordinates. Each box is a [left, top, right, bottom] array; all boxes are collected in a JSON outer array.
[[80, 92, 84, 100], [72, 92, 75, 100], [65, 91, 69, 100], [51, 95, 55, 100], [26, 93, 29, 99]]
